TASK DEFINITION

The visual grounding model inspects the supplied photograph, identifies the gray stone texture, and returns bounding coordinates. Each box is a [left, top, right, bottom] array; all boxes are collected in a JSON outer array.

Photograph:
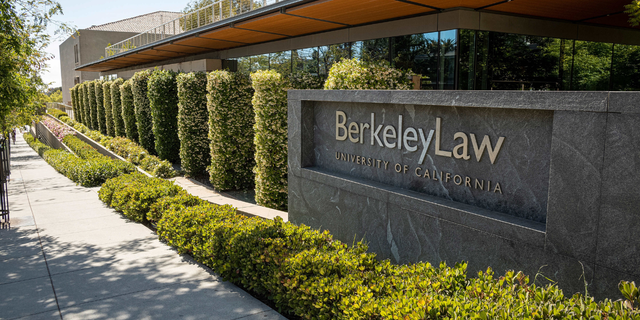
[[289, 90, 640, 299]]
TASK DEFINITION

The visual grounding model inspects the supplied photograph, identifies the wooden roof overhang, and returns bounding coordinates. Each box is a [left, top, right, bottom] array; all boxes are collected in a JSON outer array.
[[77, 0, 637, 72]]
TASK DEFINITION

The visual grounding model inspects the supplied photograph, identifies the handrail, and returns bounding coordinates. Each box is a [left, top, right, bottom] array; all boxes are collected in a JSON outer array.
[[105, 0, 282, 58]]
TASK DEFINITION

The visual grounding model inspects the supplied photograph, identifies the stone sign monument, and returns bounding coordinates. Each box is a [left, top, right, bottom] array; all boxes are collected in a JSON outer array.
[[288, 90, 640, 298]]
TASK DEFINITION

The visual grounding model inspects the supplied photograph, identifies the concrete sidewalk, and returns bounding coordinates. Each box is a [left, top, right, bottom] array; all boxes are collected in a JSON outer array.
[[0, 133, 287, 320]]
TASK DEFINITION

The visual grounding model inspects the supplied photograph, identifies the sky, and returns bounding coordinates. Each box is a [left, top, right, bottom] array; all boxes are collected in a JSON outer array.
[[42, 0, 189, 88]]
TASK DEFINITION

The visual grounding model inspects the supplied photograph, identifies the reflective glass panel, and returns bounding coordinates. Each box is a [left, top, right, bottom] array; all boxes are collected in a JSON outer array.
[[611, 43, 640, 91], [319, 43, 351, 75], [439, 30, 457, 90], [458, 29, 476, 90], [270, 51, 292, 75], [352, 38, 390, 63], [570, 40, 612, 90], [391, 32, 438, 89], [251, 54, 270, 71], [293, 47, 319, 74]]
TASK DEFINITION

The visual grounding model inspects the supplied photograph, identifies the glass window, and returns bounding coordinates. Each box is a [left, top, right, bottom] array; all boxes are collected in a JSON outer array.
[[236, 57, 251, 74], [391, 32, 439, 89], [292, 47, 319, 74], [319, 43, 351, 75], [439, 30, 457, 90], [251, 54, 270, 72], [611, 43, 640, 91], [270, 51, 291, 75], [458, 30, 476, 90], [352, 38, 390, 63], [570, 41, 612, 91]]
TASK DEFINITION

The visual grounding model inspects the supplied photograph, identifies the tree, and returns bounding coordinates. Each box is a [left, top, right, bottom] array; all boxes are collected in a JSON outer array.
[[626, 0, 640, 27], [0, 0, 74, 132]]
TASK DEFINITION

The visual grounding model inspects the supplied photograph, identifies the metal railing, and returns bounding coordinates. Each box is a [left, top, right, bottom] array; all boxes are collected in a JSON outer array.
[[0, 136, 10, 225], [105, 0, 283, 58], [46, 102, 74, 120]]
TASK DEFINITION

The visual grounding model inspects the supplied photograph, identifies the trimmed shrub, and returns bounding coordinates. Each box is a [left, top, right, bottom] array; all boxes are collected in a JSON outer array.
[[63, 135, 102, 159], [250, 70, 289, 210], [206, 71, 255, 190], [47, 109, 67, 119], [177, 72, 210, 177], [131, 70, 155, 154], [98, 172, 150, 207], [87, 81, 98, 130], [104, 136, 176, 178], [70, 86, 81, 123], [42, 117, 74, 141], [82, 82, 91, 128], [25, 132, 134, 187], [24, 132, 51, 156], [95, 79, 106, 134], [147, 193, 206, 223], [107, 175, 183, 222], [102, 81, 114, 136], [120, 79, 138, 142], [324, 58, 413, 90], [148, 69, 180, 162], [111, 78, 125, 137]]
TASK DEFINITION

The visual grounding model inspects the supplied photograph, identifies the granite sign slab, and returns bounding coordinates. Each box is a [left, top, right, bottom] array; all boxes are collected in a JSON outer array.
[[289, 90, 640, 299]]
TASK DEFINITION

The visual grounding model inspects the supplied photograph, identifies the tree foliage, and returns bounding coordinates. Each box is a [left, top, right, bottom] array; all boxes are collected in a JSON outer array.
[[0, 0, 74, 131], [626, 0, 640, 27]]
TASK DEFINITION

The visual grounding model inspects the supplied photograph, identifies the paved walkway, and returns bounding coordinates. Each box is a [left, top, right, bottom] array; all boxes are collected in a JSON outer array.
[[1, 133, 287, 320]]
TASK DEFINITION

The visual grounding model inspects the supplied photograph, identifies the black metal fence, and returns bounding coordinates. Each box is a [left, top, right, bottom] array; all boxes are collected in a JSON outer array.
[[0, 136, 10, 224]]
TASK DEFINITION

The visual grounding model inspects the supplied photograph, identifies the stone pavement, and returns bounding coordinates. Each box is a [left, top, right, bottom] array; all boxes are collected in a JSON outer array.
[[0, 133, 288, 320]]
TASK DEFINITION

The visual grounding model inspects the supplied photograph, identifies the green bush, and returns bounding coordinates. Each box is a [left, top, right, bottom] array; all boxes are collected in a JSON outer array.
[[147, 193, 206, 223], [324, 58, 413, 90], [207, 71, 255, 190], [107, 175, 184, 222], [148, 69, 180, 162], [176, 72, 210, 177], [71, 86, 81, 124], [111, 78, 125, 137], [87, 81, 98, 130], [131, 70, 155, 154], [250, 70, 289, 210], [48, 109, 68, 119], [63, 135, 103, 159], [102, 80, 114, 136], [82, 82, 91, 128], [25, 132, 134, 187], [120, 79, 138, 142], [104, 136, 176, 178], [97, 168, 640, 320], [24, 132, 51, 156], [95, 79, 106, 134]]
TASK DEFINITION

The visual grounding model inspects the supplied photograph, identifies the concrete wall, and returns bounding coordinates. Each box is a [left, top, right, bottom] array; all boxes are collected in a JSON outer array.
[[288, 90, 640, 299], [60, 29, 139, 104]]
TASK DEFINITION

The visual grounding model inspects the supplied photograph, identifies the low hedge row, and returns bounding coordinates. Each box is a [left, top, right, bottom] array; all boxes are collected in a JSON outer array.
[[96, 172, 640, 320], [48, 109, 67, 119], [207, 70, 255, 190], [55, 115, 176, 178], [120, 79, 138, 142], [111, 78, 126, 137], [148, 69, 180, 162], [24, 132, 135, 187], [176, 72, 210, 177]]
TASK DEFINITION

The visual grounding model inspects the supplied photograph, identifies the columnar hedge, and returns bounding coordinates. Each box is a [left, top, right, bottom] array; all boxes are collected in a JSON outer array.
[[82, 82, 91, 128], [250, 70, 289, 210], [176, 72, 210, 177], [111, 78, 125, 137], [87, 81, 98, 130], [207, 71, 255, 190], [102, 81, 113, 136], [148, 69, 180, 162], [324, 58, 413, 90], [131, 70, 155, 154], [70, 86, 80, 123], [94, 79, 106, 135], [120, 79, 137, 142]]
